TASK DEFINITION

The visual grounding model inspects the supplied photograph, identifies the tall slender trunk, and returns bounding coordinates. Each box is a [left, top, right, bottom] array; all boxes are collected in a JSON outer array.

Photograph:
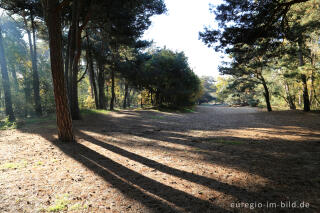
[[42, 0, 74, 142], [23, 13, 42, 116], [86, 36, 98, 108], [110, 68, 115, 110], [31, 14, 42, 116], [68, 0, 81, 120], [0, 25, 15, 121], [298, 40, 310, 112], [123, 81, 128, 109], [24, 73, 31, 117], [97, 62, 106, 109], [64, 25, 72, 89], [11, 65, 19, 92]]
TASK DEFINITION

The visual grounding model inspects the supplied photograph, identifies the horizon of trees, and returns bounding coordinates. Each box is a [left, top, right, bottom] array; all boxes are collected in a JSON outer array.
[[200, 0, 320, 112]]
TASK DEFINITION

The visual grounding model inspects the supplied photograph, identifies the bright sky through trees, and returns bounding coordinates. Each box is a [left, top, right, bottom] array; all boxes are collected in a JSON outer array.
[[143, 0, 223, 77]]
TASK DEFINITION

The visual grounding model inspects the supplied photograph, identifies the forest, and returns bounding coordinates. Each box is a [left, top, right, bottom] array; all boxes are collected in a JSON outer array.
[[200, 0, 320, 112], [0, 0, 319, 213]]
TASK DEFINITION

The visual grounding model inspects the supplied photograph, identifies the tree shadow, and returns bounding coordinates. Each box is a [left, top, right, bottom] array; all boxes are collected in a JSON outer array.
[[47, 134, 230, 213]]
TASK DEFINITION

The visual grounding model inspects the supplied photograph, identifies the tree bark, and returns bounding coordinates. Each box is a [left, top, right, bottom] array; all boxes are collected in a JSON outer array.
[[298, 40, 310, 112], [260, 77, 272, 112], [97, 62, 106, 109], [31, 13, 42, 116], [42, 0, 74, 142], [123, 81, 129, 109], [0, 25, 15, 121], [110, 68, 115, 110], [86, 36, 99, 108], [284, 82, 296, 110]]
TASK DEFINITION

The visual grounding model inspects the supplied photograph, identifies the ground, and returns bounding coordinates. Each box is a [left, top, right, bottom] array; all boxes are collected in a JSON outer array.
[[0, 106, 319, 213]]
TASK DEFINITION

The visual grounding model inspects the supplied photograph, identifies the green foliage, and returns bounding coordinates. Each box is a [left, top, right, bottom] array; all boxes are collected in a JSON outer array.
[[138, 49, 202, 107], [46, 194, 70, 212], [0, 117, 17, 130]]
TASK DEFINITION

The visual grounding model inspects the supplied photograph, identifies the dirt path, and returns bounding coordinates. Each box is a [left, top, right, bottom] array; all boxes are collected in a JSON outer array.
[[1, 106, 319, 212]]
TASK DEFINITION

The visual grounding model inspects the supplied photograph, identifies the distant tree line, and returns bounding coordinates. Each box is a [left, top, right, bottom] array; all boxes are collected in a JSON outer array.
[[200, 0, 320, 111]]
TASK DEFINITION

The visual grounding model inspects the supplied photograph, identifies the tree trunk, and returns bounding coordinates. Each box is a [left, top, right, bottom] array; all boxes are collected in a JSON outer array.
[[97, 62, 106, 109], [110, 68, 115, 110], [68, 0, 81, 120], [0, 25, 15, 121], [298, 40, 310, 112], [123, 81, 128, 109], [284, 82, 296, 110], [86, 36, 99, 108], [23, 13, 42, 116], [42, 0, 74, 142], [11, 65, 19, 92], [261, 77, 272, 112], [31, 14, 42, 116]]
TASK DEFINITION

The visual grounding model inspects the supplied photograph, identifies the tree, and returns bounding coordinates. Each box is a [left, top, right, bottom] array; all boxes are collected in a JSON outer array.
[[41, 0, 74, 142], [200, 0, 319, 111], [0, 25, 15, 121]]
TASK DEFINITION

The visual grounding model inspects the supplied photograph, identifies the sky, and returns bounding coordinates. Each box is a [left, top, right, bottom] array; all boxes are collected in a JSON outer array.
[[142, 0, 224, 77]]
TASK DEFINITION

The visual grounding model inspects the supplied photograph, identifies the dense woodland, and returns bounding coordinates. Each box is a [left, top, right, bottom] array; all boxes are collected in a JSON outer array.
[[201, 0, 320, 112]]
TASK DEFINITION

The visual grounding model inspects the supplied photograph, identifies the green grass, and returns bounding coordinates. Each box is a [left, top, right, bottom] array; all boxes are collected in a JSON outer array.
[[0, 160, 28, 170], [149, 115, 164, 119], [47, 194, 70, 212], [24, 114, 56, 125], [156, 105, 196, 113], [81, 108, 110, 116]]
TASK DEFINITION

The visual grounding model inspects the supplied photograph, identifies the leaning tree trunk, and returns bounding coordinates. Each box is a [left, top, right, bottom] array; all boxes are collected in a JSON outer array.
[[260, 77, 272, 112], [298, 40, 310, 112], [42, 0, 74, 142], [0, 25, 15, 121]]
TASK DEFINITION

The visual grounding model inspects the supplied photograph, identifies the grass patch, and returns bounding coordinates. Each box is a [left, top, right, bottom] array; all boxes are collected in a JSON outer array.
[[70, 203, 88, 211], [24, 114, 56, 125], [47, 194, 70, 212], [149, 115, 164, 120], [81, 109, 110, 116], [0, 160, 28, 170], [155, 105, 196, 113]]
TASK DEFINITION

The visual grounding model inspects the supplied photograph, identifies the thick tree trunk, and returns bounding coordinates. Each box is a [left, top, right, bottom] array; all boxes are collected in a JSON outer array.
[[123, 81, 129, 109], [31, 14, 42, 116], [42, 0, 74, 142], [298, 40, 310, 112], [0, 26, 15, 121], [110, 68, 115, 110], [97, 62, 106, 109]]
